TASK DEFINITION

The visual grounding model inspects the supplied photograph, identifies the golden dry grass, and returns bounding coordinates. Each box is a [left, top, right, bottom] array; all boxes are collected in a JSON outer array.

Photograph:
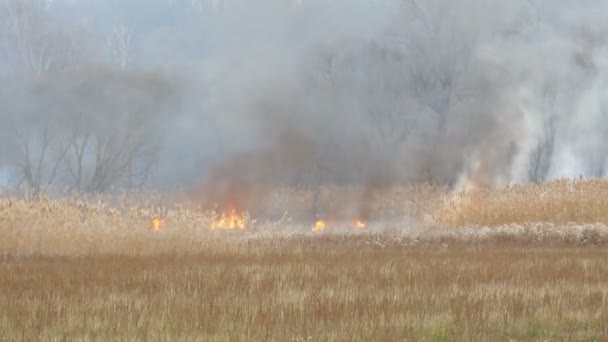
[[439, 179, 608, 226], [1, 242, 607, 341], [0, 184, 446, 256], [2, 180, 608, 340]]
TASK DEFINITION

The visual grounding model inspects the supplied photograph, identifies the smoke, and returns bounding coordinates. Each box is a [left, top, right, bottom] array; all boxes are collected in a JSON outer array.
[[2, 0, 608, 208]]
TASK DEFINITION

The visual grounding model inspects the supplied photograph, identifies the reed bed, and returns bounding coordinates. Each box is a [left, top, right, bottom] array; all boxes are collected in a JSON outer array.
[[439, 179, 608, 226], [2, 180, 608, 340]]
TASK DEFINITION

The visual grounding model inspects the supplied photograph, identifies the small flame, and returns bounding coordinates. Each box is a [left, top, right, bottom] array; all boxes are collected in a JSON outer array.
[[150, 217, 163, 231], [312, 219, 326, 232], [211, 209, 246, 230], [353, 220, 366, 229]]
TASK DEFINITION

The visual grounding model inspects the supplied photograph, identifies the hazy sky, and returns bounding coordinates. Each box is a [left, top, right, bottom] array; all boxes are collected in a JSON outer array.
[[2, 0, 608, 192]]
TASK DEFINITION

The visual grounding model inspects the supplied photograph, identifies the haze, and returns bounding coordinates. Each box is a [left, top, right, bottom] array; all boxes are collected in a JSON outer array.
[[1, 0, 607, 194]]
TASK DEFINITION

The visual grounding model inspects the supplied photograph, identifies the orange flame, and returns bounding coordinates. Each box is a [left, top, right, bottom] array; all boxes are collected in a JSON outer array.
[[353, 219, 366, 229], [150, 217, 164, 231], [211, 209, 246, 230], [312, 219, 326, 232]]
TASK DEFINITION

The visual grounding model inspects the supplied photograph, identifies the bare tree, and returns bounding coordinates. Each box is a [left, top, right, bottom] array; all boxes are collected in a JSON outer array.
[[2, 0, 51, 75], [5, 117, 69, 196], [402, 0, 485, 135], [397, 0, 488, 185], [108, 24, 134, 71], [0, 0, 87, 75], [311, 41, 417, 166], [57, 69, 173, 193], [528, 85, 557, 183], [107, 24, 144, 189], [0, 0, 88, 195], [0, 5, 171, 193]]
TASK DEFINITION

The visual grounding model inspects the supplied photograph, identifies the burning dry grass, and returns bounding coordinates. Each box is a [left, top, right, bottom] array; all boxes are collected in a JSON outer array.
[[3, 180, 608, 255], [2, 180, 608, 339], [0, 184, 446, 256]]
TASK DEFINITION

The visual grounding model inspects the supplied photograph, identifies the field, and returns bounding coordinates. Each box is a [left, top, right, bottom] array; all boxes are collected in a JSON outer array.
[[1, 179, 608, 340]]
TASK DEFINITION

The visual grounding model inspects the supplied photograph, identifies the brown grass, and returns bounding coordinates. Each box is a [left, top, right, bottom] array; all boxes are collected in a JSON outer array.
[[2, 180, 608, 340], [439, 179, 608, 226], [1, 240, 607, 341], [0, 184, 447, 256]]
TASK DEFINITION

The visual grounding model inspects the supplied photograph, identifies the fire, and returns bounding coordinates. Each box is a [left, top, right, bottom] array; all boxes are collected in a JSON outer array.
[[211, 209, 246, 230], [312, 219, 326, 232], [353, 219, 366, 229], [312, 218, 366, 232], [150, 217, 164, 231]]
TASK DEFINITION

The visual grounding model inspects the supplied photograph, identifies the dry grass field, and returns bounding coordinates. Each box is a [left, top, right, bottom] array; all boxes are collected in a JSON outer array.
[[2, 241, 608, 341], [1, 179, 608, 340], [439, 179, 608, 226]]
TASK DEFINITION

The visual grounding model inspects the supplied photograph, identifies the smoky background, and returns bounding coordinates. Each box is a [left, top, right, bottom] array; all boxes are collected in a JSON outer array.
[[0, 0, 607, 218]]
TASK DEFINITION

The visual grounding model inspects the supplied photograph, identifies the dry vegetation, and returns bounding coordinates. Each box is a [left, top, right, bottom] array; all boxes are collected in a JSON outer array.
[[2, 180, 608, 340], [440, 179, 608, 226], [1, 241, 607, 341]]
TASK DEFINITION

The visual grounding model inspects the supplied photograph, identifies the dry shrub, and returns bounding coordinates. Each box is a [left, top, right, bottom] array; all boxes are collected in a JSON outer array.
[[438, 179, 608, 226]]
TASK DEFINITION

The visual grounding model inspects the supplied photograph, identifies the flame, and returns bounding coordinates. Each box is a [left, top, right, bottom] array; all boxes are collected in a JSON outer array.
[[312, 219, 326, 232], [353, 219, 366, 229], [311, 219, 366, 231], [211, 209, 246, 230], [150, 217, 164, 231]]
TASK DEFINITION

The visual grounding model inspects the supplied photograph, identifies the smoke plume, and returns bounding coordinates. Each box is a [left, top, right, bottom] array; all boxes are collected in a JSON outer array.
[[1, 0, 608, 216]]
